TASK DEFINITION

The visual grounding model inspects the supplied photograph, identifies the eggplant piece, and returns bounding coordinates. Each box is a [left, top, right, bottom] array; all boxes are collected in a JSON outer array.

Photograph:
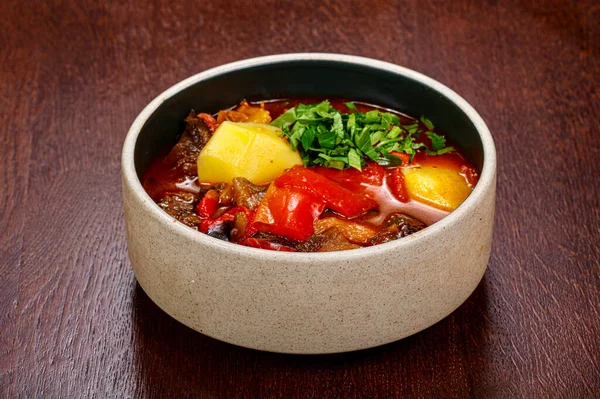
[[217, 183, 235, 206], [298, 227, 360, 252], [206, 222, 230, 241], [232, 177, 267, 210], [230, 212, 249, 243]]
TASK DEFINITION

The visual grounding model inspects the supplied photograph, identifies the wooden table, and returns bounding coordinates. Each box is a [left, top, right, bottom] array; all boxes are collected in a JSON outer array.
[[1, 1, 599, 397]]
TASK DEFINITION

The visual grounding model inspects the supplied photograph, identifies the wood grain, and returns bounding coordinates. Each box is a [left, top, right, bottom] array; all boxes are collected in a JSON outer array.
[[1, 0, 599, 397]]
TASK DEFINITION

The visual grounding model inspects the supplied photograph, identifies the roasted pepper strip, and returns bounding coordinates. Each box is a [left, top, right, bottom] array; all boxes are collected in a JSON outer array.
[[274, 166, 377, 218], [387, 168, 409, 202], [196, 190, 219, 218], [254, 184, 326, 242]]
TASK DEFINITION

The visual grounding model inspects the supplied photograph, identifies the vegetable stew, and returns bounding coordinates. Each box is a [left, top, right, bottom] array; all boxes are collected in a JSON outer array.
[[142, 99, 479, 252]]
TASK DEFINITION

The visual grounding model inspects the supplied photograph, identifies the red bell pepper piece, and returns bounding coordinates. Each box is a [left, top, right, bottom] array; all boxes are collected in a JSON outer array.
[[274, 166, 377, 218], [196, 190, 219, 218], [247, 238, 296, 252], [199, 206, 252, 233], [387, 168, 409, 202], [312, 162, 385, 192], [254, 184, 326, 242]]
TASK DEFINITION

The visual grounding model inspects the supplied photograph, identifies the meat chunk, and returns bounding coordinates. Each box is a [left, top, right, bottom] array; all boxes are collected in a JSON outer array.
[[298, 227, 360, 252], [369, 213, 426, 245], [157, 192, 200, 229], [232, 177, 267, 210], [165, 111, 213, 176]]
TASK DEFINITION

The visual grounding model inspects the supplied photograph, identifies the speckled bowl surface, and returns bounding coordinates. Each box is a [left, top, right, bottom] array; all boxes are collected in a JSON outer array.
[[122, 54, 496, 354]]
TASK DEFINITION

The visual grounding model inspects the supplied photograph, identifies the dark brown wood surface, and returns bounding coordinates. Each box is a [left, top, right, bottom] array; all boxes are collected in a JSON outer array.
[[1, 0, 599, 397]]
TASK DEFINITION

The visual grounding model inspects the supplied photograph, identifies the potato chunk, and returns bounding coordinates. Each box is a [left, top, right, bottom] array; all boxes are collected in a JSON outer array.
[[402, 166, 472, 211], [197, 122, 302, 184]]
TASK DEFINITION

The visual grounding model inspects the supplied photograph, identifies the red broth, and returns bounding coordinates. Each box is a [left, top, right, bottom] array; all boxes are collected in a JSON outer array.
[[142, 98, 479, 251]]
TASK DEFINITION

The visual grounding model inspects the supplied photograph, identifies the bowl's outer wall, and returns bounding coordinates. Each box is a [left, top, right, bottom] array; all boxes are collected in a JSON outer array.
[[134, 61, 484, 178], [124, 58, 495, 354], [123, 177, 494, 354]]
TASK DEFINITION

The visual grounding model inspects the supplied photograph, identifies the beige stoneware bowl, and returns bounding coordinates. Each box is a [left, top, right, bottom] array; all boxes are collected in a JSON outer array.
[[122, 54, 496, 354]]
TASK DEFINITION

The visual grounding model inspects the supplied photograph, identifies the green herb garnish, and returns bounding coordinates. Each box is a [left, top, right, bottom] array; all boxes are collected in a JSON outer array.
[[345, 101, 358, 113], [426, 131, 446, 151], [271, 100, 454, 171], [420, 115, 435, 130]]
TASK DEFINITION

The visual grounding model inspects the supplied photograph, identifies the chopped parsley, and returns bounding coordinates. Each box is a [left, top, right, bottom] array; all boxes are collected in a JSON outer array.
[[270, 100, 455, 171], [426, 131, 446, 151]]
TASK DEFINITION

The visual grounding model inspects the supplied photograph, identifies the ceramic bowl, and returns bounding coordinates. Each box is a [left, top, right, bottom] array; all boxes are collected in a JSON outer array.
[[122, 54, 496, 354]]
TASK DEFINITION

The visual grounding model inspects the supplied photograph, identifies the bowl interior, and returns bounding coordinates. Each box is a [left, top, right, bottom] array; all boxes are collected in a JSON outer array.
[[134, 60, 484, 178]]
